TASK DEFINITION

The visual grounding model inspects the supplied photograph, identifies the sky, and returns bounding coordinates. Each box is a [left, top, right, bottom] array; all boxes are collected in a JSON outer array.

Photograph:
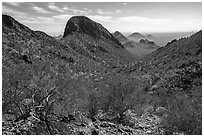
[[2, 2, 202, 36]]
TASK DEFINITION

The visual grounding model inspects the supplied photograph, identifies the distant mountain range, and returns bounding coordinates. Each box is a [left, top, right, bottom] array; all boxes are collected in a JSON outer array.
[[127, 32, 145, 41], [113, 31, 159, 56], [139, 39, 159, 49]]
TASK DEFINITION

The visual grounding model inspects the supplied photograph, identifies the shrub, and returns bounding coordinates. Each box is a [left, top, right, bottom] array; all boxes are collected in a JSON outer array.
[[97, 78, 139, 123], [162, 90, 202, 135]]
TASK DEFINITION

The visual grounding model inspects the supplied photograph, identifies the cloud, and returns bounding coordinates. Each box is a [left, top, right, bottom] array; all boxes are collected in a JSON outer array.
[[37, 17, 54, 22], [63, 7, 88, 14], [2, 5, 16, 13], [117, 16, 170, 24], [53, 14, 113, 23], [96, 9, 113, 15], [97, 9, 105, 14], [21, 16, 55, 24], [33, 6, 52, 14], [2, 5, 27, 16], [116, 10, 121, 13], [72, 9, 88, 14], [84, 8, 93, 13], [6, 2, 20, 6], [53, 14, 73, 20], [112, 16, 200, 33], [87, 15, 113, 22], [63, 7, 68, 10], [48, 3, 64, 13]]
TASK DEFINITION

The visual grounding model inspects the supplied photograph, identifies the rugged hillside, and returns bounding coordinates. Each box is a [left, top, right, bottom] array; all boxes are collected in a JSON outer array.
[[2, 15, 150, 135], [142, 30, 202, 71], [126, 31, 202, 134], [2, 15, 114, 76], [2, 14, 202, 135]]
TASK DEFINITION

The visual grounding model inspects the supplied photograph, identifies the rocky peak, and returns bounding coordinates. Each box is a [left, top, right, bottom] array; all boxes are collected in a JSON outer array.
[[3, 14, 15, 28], [128, 32, 144, 38], [63, 16, 124, 48], [2, 14, 31, 32], [113, 31, 122, 36], [113, 31, 126, 38], [139, 39, 155, 45], [113, 31, 128, 42], [139, 39, 159, 49]]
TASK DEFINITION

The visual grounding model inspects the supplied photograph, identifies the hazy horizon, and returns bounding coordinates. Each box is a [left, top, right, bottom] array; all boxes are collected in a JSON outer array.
[[49, 30, 197, 37], [2, 2, 201, 36]]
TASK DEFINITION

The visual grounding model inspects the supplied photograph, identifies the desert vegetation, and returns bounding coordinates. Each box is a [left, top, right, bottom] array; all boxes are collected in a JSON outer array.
[[2, 15, 202, 135]]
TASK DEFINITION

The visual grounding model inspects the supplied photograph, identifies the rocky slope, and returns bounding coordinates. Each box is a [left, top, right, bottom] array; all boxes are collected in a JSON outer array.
[[125, 31, 202, 135], [2, 14, 153, 135], [142, 30, 202, 71], [61, 16, 136, 67], [63, 16, 123, 48]]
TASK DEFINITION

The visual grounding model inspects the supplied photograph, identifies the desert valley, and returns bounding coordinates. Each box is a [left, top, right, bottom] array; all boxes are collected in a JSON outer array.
[[2, 2, 202, 135]]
